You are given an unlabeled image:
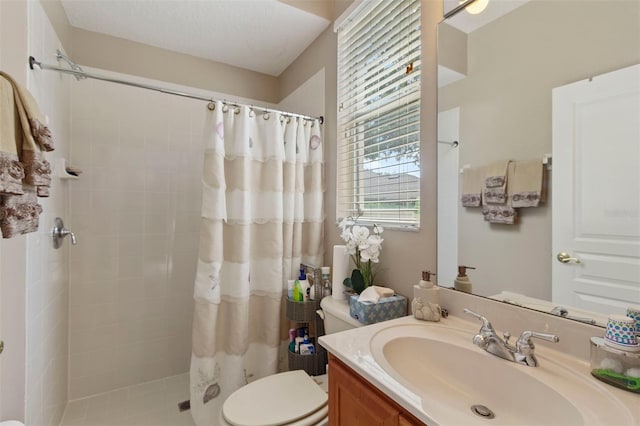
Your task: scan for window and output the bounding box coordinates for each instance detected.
[336,0,421,229]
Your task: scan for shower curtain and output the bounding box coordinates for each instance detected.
[189,101,324,425]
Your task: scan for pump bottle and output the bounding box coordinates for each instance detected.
[454,265,476,294]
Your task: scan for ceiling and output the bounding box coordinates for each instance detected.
[60,0,332,77]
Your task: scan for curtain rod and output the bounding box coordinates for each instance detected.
[28,51,324,124]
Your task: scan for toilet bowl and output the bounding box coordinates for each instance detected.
[219,297,362,426]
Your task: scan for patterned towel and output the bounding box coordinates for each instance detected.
[484,160,511,204]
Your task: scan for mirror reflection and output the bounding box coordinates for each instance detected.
[437,0,640,326]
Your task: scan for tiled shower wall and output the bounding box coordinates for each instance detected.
[25,2,71,425]
[68,75,207,399]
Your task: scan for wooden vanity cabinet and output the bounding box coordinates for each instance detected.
[328,354,425,426]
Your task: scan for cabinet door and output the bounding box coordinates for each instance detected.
[399,413,423,426]
[329,358,400,425]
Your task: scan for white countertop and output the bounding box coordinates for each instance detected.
[318,314,640,425]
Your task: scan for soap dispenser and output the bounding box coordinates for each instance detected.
[412,271,442,322]
[454,266,476,294]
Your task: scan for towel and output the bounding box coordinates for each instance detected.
[0,77,25,195]
[0,188,43,238]
[484,160,511,204]
[0,71,53,152]
[483,162,517,224]
[510,159,545,208]
[461,166,485,207]
[0,72,53,197]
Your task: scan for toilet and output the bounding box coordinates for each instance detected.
[219,297,363,426]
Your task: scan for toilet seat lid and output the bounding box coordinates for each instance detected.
[222,370,327,426]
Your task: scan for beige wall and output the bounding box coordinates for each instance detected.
[70,28,280,104]
[438,0,640,299]
[279,0,442,300]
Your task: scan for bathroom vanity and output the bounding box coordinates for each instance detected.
[328,354,423,425]
[319,290,640,426]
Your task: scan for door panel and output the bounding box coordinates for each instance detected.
[552,64,640,313]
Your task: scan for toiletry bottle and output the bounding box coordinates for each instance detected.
[288,328,296,353]
[412,271,442,322]
[293,268,306,302]
[308,273,315,301]
[321,267,331,298]
[287,280,295,300]
[454,265,476,294]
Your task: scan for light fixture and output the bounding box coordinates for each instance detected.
[466,0,489,14]
[445,0,489,19]
[460,0,489,15]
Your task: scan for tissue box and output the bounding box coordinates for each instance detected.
[349,294,408,325]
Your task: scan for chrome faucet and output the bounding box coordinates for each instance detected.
[463,308,559,367]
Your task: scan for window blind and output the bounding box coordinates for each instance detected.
[337,0,421,228]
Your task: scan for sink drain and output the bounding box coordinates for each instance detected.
[470,404,495,419]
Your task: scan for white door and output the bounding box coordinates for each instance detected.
[552,64,640,314]
[437,108,460,287]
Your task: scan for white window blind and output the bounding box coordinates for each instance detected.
[337,0,421,229]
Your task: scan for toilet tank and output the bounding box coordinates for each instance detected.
[320,297,362,334]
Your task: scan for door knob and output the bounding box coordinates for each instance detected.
[557,252,581,264]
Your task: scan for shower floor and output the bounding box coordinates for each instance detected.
[59,373,195,426]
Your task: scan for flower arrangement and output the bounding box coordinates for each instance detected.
[338,217,384,294]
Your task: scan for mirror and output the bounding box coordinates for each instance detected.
[437,0,640,326]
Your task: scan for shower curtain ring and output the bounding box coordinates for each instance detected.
[263,112,270,120]
[234,107,241,115]
[249,107,255,118]
[222,104,229,113]
[207,102,215,111]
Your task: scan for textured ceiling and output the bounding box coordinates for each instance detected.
[60,0,331,76]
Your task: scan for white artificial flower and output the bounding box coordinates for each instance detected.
[361,246,380,263]
[345,239,358,255]
[351,225,370,244]
[367,235,383,250]
[338,217,355,231]
[374,224,384,235]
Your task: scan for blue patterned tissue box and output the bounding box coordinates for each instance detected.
[349,294,408,325]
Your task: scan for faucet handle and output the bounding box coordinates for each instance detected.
[516,331,559,354]
[463,308,494,333]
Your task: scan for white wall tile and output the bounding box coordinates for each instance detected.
[25,3,71,425]
[69,75,202,399]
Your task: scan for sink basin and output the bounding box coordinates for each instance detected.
[370,324,636,425]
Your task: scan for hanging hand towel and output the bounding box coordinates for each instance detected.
[484,160,511,204]
[0,188,43,238]
[0,72,53,197]
[483,163,517,224]
[0,77,25,195]
[510,159,545,208]
[461,166,485,207]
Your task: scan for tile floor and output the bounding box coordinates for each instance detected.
[59,373,195,426]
